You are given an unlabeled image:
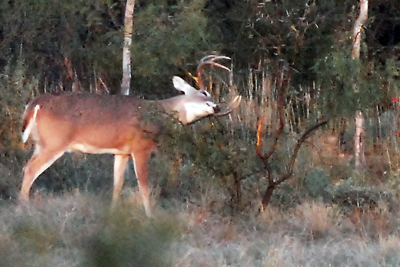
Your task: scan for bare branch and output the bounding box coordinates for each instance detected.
[277,118,328,185]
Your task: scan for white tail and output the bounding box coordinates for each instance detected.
[20,55,241,216]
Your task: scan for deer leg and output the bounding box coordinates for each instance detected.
[111,154,129,209]
[20,145,65,202]
[131,150,153,217]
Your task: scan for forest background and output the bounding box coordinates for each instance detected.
[0,0,400,266]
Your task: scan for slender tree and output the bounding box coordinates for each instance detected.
[121,0,135,95]
[352,0,368,59]
[352,0,368,167]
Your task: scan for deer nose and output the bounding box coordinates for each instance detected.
[213,105,220,113]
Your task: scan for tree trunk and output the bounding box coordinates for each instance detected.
[352,0,368,59]
[260,183,276,211]
[354,110,365,166]
[352,0,368,168]
[121,0,135,96]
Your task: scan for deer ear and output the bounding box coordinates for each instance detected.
[172,76,197,95]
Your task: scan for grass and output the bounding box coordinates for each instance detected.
[0,192,398,266]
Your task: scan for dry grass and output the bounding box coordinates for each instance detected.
[0,194,398,266]
[174,201,400,267]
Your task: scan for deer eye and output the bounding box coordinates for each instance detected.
[201,91,209,97]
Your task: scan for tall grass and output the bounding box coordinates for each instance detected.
[0,195,399,266]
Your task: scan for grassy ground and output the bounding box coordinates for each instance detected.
[0,190,399,267]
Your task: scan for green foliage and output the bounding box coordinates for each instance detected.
[0,148,30,200]
[303,169,330,199]
[5,209,76,267]
[0,0,122,91]
[83,209,180,267]
[131,1,213,95]
[149,114,261,213]
[0,58,33,147]
[270,183,301,210]
[0,0,219,96]
[207,0,350,80]
[31,154,115,195]
[314,47,399,118]
[327,184,397,212]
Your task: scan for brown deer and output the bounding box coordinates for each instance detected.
[20,55,241,216]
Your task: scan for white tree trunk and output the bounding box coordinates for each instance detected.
[354,110,365,166]
[352,0,368,168]
[121,0,135,96]
[352,0,368,59]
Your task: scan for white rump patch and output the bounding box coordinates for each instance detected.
[22,105,40,143]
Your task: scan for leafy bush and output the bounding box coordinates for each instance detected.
[303,169,330,199]
[0,58,33,148]
[83,208,181,267]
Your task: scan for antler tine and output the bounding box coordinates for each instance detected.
[199,55,230,63]
[214,95,242,117]
[199,55,231,71]
[197,55,231,90]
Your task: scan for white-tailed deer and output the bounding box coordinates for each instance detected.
[20,55,241,216]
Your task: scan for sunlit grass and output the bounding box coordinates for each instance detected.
[0,194,398,266]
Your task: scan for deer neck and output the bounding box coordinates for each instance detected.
[153,96,189,124]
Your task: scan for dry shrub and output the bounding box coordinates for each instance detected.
[343,199,400,239]
[309,132,353,168]
[126,186,160,214]
[258,205,289,231]
[264,237,303,267]
[258,202,341,236]
[292,202,342,239]
[181,205,213,228]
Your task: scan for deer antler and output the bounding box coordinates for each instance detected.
[214,95,242,117]
[197,55,231,90]
[195,55,241,117]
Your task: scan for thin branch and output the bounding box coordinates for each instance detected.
[257,117,328,210]
[277,119,328,184]
[256,95,286,161]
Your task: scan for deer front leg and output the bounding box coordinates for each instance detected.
[111,154,130,209]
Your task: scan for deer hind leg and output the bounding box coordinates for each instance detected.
[131,150,153,217]
[20,145,65,202]
[111,154,129,209]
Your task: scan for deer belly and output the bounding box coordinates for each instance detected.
[67,143,128,154]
